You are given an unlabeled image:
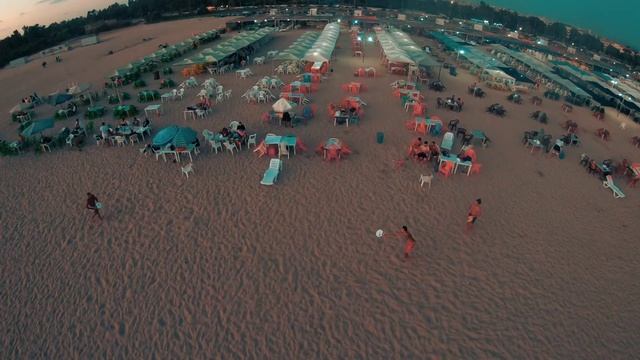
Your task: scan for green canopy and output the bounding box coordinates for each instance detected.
[21,118,54,137]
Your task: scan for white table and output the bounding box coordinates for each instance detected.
[161,93,174,102]
[144,104,162,117]
[183,110,196,120]
[236,69,252,78]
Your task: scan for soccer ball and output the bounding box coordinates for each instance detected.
[375,229,384,238]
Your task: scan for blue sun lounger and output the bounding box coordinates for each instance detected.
[260,159,282,185]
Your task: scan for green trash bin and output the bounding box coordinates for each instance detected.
[376,132,384,144]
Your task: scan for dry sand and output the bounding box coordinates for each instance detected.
[1,19,640,359]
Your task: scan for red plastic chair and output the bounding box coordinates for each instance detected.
[470,163,482,175]
[326,148,340,161]
[439,161,453,177]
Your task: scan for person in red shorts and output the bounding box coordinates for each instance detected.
[466,198,482,228]
[393,225,416,260]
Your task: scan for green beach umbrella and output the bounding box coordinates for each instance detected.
[152,125,179,147]
[21,118,54,137]
[172,127,198,147]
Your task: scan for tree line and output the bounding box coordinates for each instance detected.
[1,0,638,69]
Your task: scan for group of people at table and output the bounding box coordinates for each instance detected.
[98,117,151,144]
[408,136,478,175]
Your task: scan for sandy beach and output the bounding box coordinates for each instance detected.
[1,17,640,358]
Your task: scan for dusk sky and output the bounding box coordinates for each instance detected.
[0,0,638,50]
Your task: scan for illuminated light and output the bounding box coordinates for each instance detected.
[337,19,341,23]
[368,36,373,42]
[357,36,362,41]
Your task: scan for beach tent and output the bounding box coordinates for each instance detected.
[152,125,180,146]
[273,98,294,112]
[21,118,54,137]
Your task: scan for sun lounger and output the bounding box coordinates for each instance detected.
[441,131,454,152]
[260,159,282,185]
[603,175,625,198]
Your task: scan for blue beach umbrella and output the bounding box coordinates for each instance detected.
[172,127,197,147]
[21,118,54,137]
[152,125,179,146]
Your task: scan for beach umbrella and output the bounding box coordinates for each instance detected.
[272,98,294,113]
[46,92,73,105]
[67,83,91,96]
[172,127,198,147]
[152,125,179,146]
[21,118,54,137]
[9,102,34,114]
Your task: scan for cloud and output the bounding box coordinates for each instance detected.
[19,12,26,16]
[36,0,69,4]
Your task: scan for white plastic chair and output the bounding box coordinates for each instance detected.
[115,136,127,146]
[229,121,240,131]
[278,142,290,159]
[209,139,222,153]
[224,90,232,99]
[181,163,194,178]
[129,134,140,145]
[196,109,206,119]
[216,93,224,103]
[224,141,237,155]
[177,88,184,100]
[247,134,257,148]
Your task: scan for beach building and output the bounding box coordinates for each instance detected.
[431,32,532,91]
[490,44,593,105]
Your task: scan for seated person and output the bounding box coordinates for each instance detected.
[220,127,230,138]
[131,117,141,127]
[430,142,440,158]
[236,121,246,131]
[40,136,52,144]
[281,111,292,127]
[457,150,473,162]
[74,119,82,131]
[409,137,422,157]
[119,118,128,127]
[416,142,430,160]
[142,117,150,127]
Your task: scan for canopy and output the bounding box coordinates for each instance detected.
[10,102,34,114]
[67,83,91,95]
[152,125,180,146]
[46,92,72,105]
[272,98,294,112]
[175,27,275,67]
[303,23,340,63]
[275,31,321,61]
[172,127,198,147]
[377,27,440,67]
[21,118,54,137]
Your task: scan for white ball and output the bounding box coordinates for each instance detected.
[375,229,384,238]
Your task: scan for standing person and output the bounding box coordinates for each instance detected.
[86,192,103,221]
[391,226,416,260]
[466,198,482,228]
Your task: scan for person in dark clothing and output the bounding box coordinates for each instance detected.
[86,192,102,221]
[281,112,292,127]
